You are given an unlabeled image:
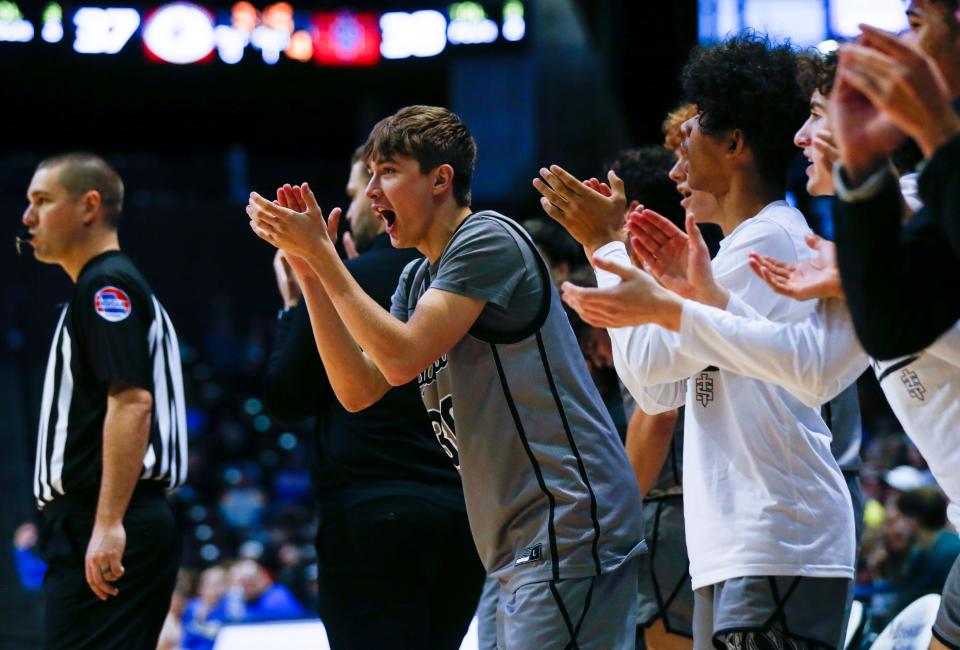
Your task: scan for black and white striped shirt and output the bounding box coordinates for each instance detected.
[34,250,187,508]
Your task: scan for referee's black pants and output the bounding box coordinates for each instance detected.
[316,496,486,650]
[40,484,181,650]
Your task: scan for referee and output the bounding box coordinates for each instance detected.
[22,153,186,650]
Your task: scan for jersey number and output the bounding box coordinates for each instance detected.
[427,395,460,468]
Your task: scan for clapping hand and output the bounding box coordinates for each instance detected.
[533,165,627,255]
[247,182,342,264]
[840,26,959,159]
[748,233,844,301]
[560,257,682,331]
[627,211,728,308]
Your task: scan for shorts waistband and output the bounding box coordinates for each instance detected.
[41,481,167,521]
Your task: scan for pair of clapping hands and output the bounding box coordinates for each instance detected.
[247,182,342,269]
[833,24,960,181]
[255,184,365,311]
[532,165,842,330]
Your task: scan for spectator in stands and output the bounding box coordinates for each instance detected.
[868,489,960,627]
[212,559,306,624]
[12,522,45,593]
[182,565,228,650]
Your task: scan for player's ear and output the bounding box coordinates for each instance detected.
[79,190,102,226]
[432,164,454,196]
[726,129,746,158]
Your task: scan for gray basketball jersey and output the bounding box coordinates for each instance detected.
[391,212,645,590]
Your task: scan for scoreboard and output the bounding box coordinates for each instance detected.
[0,1,526,66]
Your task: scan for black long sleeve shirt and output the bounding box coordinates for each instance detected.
[262,235,465,523]
[834,99,960,360]
[920,130,960,260]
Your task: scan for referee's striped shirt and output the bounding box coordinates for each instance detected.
[34,250,187,508]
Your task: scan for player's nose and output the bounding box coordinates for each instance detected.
[365,175,380,200]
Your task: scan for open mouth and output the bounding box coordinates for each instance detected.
[374,206,396,228]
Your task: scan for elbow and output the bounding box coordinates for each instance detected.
[114,386,154,416]
[337,385,385,413]
[340,396,373,413]
[382,362,420,388]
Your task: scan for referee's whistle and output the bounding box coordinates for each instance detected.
[15,231,33,255]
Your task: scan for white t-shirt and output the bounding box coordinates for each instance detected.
[596,201,855,590]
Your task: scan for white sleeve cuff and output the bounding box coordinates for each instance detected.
[678,300,711,359]
[834,165,892,203]
[723,292,762,319]
[592,241,630,289]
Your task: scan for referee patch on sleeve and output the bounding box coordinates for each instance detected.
[94,286,132,322]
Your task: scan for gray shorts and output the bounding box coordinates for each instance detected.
[477,576,499,650]
[637,496,693,637]
[934,555,960,649]
[496,557,639,650]
[693,575,851,650]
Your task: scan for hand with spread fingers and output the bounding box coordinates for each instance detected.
[85,521,126,601]
[246,182,342,265]
[842,25,960,158]
[560,257,684,332]
[748,233,845,301]
[627,211,728,309]
[533,165,627,256]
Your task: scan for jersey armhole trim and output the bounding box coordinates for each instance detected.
[467,215,552,344]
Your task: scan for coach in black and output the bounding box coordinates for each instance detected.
[262,150,484,649]
[22,153,186,649]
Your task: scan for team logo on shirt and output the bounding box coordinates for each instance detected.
[93,286,132,322]
[695,371,715,407]
[418,355,448,390]
[900,368,926,402]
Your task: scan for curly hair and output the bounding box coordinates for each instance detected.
[362,105,477,207]
[681,32,807,190]
[797,50,839,99]
[606,146,685,229]
[662,103,698,151]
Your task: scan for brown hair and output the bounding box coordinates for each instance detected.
[361,105,477,206]
[37,152,124,229]
[797,50,839,99]
[662,103,698,151]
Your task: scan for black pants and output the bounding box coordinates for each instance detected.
[40,488,180,650]
[316,497,485,650]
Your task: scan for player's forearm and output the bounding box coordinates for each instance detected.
[305,248,421,383]
[297,272,392,412]
[97,386,152,526]
[678,298,868,406]
[625,409,677,497]
[595,244,704,386]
